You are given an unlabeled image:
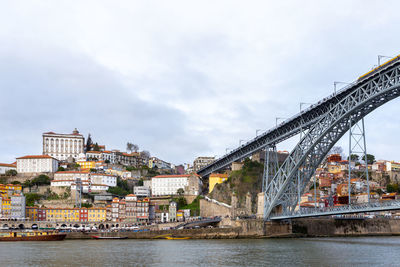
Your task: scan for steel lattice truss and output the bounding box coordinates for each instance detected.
[198,61,398,177]
[264,63,400,220]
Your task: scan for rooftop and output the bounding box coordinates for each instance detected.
[16,155,57,160]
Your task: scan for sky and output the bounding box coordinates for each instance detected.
[1,0,400,165]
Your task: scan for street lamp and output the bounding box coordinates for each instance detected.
[300,102,312,112]
[378,55,393,65]
[334,81,351,94]
[256,129,262,137]
[225,148,231,154]
[239,139,245,146]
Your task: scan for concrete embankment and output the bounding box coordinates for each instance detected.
[290,218,400,237]
[66,227,242,240]
[65,218,400,239]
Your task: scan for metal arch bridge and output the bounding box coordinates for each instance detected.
[197,63,389,178]
[198,55,400,220]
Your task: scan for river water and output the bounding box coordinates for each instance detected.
[1,237,400,266]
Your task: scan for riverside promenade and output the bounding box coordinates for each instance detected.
[63,217,400,239]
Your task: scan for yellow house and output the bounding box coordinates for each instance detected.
[77,161,97,170]
[209,173,229,193]
[2,198,11,217]
[88,208,106,222]
[26,207,38,221]
[63,208,80,222]
[46,208,80,222]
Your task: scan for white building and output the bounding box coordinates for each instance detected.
[86,151,102,161]
[42,128,85,161]
[71,183,109,193]
[52,171,117,187]
[134,186,151,197]
[11,194,26,219]
[151,174,202,196]
[16,155,59,173]
[0,163,16,174]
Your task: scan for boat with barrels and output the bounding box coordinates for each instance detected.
[0,230,66,241]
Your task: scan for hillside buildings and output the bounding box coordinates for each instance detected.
[16,155,59,173]
[42,128,85,161]
[51,171,117,193]
[0,184,25,219]
[193,156,215,173]
[151,174,202,196]
[26,207,106,222]
[109,196,150,224]
[0,163,16,174]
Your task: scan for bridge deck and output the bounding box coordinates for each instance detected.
[270,200,400,220]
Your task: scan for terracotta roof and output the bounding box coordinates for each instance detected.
[43,131,83,136]
[0,163,16,168]
[16,155,57,160]
[56,171,90,174]
[152,174,200,178]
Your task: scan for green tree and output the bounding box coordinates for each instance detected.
[93,143,100,151]
[31,175,50,186]
[106,177,132,196]
[105,159,110,164]
[362,154,375,165]
[57,166,65,171]
[176,196,187,208]
[11,181,21,185]
[387,183,398,193]
[177,188,184,196]
[138,179,144,186]
[86,133,93,152]
[348,154,359,161]
[25,193,42,206]
[5,169,17,176]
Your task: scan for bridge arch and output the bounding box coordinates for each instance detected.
[18,224,25,229]
[31,224,38,229]
[265,66,400,219]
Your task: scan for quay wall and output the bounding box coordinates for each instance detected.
[290,218,400,237]
[66,227,241,239]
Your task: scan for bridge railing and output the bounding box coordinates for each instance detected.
[270,200,400,219]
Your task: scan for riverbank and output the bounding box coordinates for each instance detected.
[65,218,400,239]
[66,227,243,239]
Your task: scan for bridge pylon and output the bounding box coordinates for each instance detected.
[262,145,279,220]
[347,117,370,205]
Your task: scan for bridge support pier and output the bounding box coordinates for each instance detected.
[263,145,279,220]
[348,117,370,205]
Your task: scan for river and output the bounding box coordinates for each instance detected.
[1,237,400,266]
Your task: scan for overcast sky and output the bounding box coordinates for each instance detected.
[1,0,400,165]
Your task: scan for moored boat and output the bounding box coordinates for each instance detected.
[165,236,191,240]
[0,231,66,241]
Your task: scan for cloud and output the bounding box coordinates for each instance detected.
[1,0,400,164]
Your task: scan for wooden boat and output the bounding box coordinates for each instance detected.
[165,236,191,240]
[0,231,66,241]
[92,235,128,239]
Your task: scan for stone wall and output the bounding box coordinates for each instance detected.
[200,199,232,218]
[23,185,50,195]
[291,218,400,237]
[184,195,197,204]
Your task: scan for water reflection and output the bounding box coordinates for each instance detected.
[1,237,400,266]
